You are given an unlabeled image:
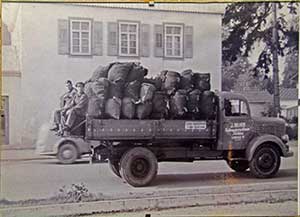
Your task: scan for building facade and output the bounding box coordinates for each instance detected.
[3,3,223,146]
[280,88,298,121]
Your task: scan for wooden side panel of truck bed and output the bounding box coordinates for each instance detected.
[85,118,217,141]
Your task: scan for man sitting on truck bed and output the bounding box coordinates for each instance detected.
[50,80,77,132]
[62,82,88,133]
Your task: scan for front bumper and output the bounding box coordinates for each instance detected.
[284,150,294,158]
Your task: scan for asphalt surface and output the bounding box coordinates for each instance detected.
[0,145,297,202]
[87,200,298,217]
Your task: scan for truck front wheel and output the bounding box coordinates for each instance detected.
[249,144,281,178]
[227,160,249,172]
[120,147,158,187]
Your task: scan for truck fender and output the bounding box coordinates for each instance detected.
[246,134,289,161]
[53,137,90,155]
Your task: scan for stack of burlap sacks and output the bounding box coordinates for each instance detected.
[85,62,216,120]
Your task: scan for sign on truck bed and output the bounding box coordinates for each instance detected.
[86,118,217,141]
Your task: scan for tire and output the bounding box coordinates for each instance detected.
[57,142,78,164]
[108,159,121,178]
[227,160,249,173]
[120,147,158,187]
[249,144,281,178]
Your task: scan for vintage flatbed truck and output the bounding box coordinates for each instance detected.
[48,91,293,187]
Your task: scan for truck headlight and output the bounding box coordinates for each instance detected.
[281,134,289,143]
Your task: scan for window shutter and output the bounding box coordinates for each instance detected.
[154,24,163,57]
[184,26,193,58]
[107,22,118,56]
[58,19,69,55]
[140,24,150,57]
[92,21,103,56]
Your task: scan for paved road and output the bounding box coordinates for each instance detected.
[86,200,298,217]
[0,146,297,201]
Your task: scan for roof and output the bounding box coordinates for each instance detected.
[71,3,225,15]
[219,91,249,102]
[234,90,273,103]
[280,88,298,101]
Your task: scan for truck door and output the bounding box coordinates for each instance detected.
[220,98,253,150]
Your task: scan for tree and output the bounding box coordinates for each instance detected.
[282,49,298,88]
[222,56,262,91]
[222,2,299,77]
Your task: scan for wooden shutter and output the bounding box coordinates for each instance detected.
[58,19,69,55]
[140,24,150,57]
[154,24,163,57]
[184,26,193,58]
[92,21,103,56]
[107,22,118,56]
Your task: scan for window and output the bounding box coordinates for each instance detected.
[224,99,249,117]
[3,23,11,46]
[164,24,183,58]
[70,19,91,55]
[118,22,139,56]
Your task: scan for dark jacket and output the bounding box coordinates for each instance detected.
[60,88,77,109]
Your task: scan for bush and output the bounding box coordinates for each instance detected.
[57,183,92,203]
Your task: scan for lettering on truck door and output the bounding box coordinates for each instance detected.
[222,98,253,150]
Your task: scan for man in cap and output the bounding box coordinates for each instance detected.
[62,82,88,132]
[50,80,77,131]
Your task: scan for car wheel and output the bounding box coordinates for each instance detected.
[57,142,78,164]
[120,147,158,187]
[249,144,281,178]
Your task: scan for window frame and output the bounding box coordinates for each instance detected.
[69,18,92,56]
[163,23,184,58]
[224,99,250,117]
[118,21,139,57]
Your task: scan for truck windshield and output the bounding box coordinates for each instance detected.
[224,99,249,117]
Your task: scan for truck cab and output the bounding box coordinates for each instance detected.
[217,92,292,178]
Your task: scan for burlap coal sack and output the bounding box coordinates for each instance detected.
[140,83,156,103]
[121,97,136,119]
[87,96,105,118]
[105,97,122,120]
[169,90,188,118]
[136,101,153,119]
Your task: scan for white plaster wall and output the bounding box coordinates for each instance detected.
[2,77,22,145]
[2,3,23,145]
[19,3,222,145]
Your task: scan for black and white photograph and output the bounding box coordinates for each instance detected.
[1,2,298,216]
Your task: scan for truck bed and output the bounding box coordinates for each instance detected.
[85,117,217,141]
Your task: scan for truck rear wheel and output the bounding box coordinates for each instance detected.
[120,147,158,187]
[249,144,281,178]
[108,159,121,178]
[227,160,249,172]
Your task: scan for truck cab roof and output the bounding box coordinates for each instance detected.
[217,91,249,102]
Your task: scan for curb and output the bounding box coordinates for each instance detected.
[0,146,35,151]
[1,181,297,217]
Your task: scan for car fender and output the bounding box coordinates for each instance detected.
[53,137,91,155]
[246,134,290,161]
